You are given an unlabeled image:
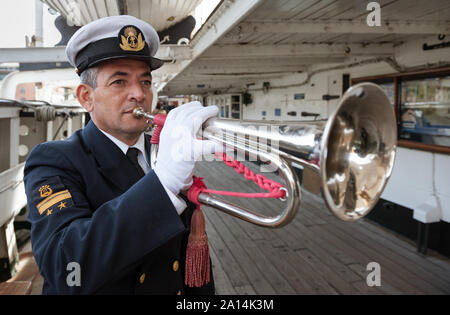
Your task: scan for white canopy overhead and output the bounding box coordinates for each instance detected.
[42,0,204,31]
[160,0,450,96]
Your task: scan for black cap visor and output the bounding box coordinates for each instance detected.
[75,37,164,75]
[86,54,164,72]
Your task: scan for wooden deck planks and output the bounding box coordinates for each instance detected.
[303,198,450,294]
[196,160,450,295]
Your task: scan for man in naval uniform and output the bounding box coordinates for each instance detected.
[23,15,219,294]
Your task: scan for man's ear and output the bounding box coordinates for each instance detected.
[76,84,94,112]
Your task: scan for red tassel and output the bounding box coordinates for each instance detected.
[185,177,210,287]
[185,208,210,287]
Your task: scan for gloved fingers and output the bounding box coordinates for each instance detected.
[191,105,218,123]
[172,103,217,124]
[166,101,202,122]
[185,106,219,136]
[162,106,218,140]
[187,106,219,123]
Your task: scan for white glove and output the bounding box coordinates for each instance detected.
[154,101,222,196]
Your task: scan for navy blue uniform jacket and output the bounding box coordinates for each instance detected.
[24,120,215,295]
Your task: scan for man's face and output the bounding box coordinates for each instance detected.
[89,58,153,141]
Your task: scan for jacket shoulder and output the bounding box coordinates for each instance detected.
[24,130,90,187]
[26,130,86,166]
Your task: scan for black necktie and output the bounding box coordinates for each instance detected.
[126,147,145,178]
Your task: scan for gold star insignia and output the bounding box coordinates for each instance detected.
[58,202,67,210]
[46,209,52,216]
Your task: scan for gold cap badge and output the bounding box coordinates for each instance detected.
[120,26,146,52]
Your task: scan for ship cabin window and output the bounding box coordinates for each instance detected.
[399,75,450,148]
[353,67,450,155]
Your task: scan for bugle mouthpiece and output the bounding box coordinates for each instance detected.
[133,107,144,118]
[133,107,153,120]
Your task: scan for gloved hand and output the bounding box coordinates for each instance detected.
[154,101,222,195]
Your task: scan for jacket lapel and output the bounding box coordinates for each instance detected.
[81,121,143,193]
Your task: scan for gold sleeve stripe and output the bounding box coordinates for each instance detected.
[37,189,72,215]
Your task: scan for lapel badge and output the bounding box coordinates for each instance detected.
[119,26,146,52]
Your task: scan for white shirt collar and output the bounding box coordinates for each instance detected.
[98,128,147,161]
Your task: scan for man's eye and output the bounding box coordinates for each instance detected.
[141,80,152,86]
[112,80,125,85]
